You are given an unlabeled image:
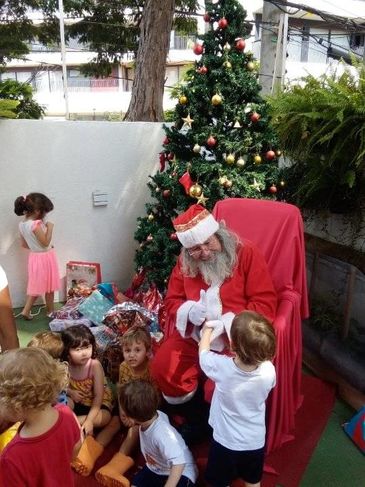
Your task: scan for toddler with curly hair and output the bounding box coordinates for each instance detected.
[0,347,82,487]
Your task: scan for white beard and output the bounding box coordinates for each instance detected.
[197,250,233,285]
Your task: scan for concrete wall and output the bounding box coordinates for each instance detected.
[0,119,164,307]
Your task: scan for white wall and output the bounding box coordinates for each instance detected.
[0,119,164,307]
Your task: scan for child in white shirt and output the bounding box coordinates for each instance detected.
[199,310,276,487]
[119,379,198,487]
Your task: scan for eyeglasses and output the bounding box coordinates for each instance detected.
[187,236,217,257]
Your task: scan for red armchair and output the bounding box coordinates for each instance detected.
[212,198,309,453]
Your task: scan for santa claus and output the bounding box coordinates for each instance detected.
[151,204,277,416]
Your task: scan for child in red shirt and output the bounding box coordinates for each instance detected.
[0,348,81,487]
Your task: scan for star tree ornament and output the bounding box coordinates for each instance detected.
[196,193,209,206]
[250,178,262,192]
[182,113,194,129]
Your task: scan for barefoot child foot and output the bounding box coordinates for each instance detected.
[71,435,104,476]
[95,452,134,487]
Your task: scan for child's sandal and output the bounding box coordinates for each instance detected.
[20,314,33,321]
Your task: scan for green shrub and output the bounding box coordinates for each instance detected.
[268,62,365,212]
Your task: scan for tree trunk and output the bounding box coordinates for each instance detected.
[125,0,176,121]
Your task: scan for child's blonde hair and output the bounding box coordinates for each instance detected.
[230,310,276,366]
[0,348,68,413]
[121,326,151,352]
[27,331,64,359]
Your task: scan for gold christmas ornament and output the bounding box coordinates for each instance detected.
[250,178,262,192]
[246,61,255,71]
[254,154,262,164]
[179,95,188,105]
[211,93,222,106]
[280,180,286,187]
[233,120,242,128]
[189,183,203,198]
[219,176,228,185]
[223,42,231,51]
[196,193,209,206]
[223,61,232,69]
[236,157,245,167]
[182,113,194,128]
[193,143,201,153]
[225,179,233,188]
[148,214,154,221]
[276,150,282,157]
[225,153,235,164]
[155,187,161,193]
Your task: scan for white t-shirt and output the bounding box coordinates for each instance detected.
[199,350,276,451]
[139,410,198,483]
[19,219,50,252]
[0,265,8,292]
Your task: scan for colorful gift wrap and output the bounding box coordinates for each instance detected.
[49,318,94,332]
[78,289,114,326]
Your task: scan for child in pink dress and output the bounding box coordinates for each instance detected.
[14,192,60,319]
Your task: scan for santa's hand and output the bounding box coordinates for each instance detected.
[204,320,222,330]
[188,290,207,326]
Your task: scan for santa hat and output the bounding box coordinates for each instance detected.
[172,204,219,248]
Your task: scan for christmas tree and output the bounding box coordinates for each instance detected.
[134,0,281,291]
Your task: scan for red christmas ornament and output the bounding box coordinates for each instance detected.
[269,185,278,194]
[167,152,175,160]
[163,136,169,145]
[170,232,178,240]
[193,43,204,55]
[235,38,246,51]
[179,171,194,195]
[250,112,261,123]
[203,12,211,22]
[266,150,276,160]
[163,189,171,198]
[218,17,228,29]
[198,66,208,74]
[207,135,217,147]
[159,153,167,172]
[146,234,153,242]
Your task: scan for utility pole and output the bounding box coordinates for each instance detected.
[58,0,69,119]
[259,0,288,95]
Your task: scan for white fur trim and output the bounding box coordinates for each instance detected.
[162,389,197,405]
[176,214,219,248]
[222,312,235,340]
[176,300,200,341]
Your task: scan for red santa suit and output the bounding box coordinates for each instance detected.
[151,238,277,400]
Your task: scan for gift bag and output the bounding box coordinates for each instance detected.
[103,302,153,336]
[91,325,123,382]
[66,261,102,296]
[50,297,85,320]
[78,289,114,326]
[49,318,94,332]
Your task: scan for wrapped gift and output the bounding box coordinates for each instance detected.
[78,289,114,326]
[66,261,102,296]
[91,325,119,353]
[99,343,124,384]
[49,318,94,332]
[97,282,119,304]
[103,302,154,336]
[50,297,85,320]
